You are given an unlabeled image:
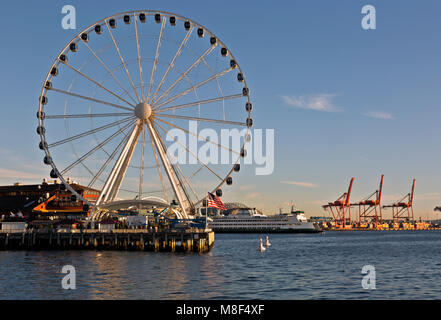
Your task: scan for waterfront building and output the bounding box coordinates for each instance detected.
[0,179,99,219]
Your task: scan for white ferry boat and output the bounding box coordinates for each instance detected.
[209,206,322,233]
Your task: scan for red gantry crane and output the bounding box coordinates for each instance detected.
[323,177,355,229]
[383,178,415,228]
[352,174,384,228]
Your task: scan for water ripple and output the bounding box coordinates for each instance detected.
[1,231,441,299]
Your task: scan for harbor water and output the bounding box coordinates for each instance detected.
[0,231,440,299]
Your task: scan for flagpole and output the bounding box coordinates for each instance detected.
[205,193,208,230]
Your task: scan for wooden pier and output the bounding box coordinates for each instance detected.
[0,229,215,252]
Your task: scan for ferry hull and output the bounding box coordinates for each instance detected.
[208,208,322,234]
[212,227,323,233]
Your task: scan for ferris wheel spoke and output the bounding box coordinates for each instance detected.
[152,46,215,106]
[78,162,96,180]
[48,116,136,148]
[45,112,133,119]
[88,144,158,190]
[151,122,196,207]
[188,165,204,181]
[97,120,144,204]
[134,13,145,102]
[153,67,233,109]
[63,62,136,108]
[153,121,200,203]
[154,117,240,155]
[147,19,166,103]
[139,126,146,199]
[81,39,138,105]
[50,88,134,112]
[60,119,136,175]
[153,120,224,182]
[147,120,192,216]
[155,113,246,126]
[88,130,131,188]
[106,21,141,103]
[199,55,225,121]
[173,142,200,201]
[155,94,243,113]
[146,123,169,203]
[172,154,200,203]
[150,27,194,102]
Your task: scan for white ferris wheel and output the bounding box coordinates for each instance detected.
[36,10,253,218]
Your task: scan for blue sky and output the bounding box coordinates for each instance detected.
[1,0,441,218]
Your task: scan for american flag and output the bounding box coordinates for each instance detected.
[207,192,226,210]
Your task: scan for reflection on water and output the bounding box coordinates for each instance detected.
[1,231,441,299]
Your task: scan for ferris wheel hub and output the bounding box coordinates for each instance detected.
[134,102,152,120]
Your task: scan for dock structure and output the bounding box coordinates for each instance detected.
[383,179,416,228]
[352,174,384,228]
[0,229,215,253]
[322,177,355,229]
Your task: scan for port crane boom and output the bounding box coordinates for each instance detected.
[352,174,384,228]
[323,177,354,229]
[383,178,415,228]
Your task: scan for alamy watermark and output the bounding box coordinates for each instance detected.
[361,5,376,30]
[61,265,76,290]
[165,121,274,176]
[361,265,376,289]
[61,4,376,31]
[61,5,76,30]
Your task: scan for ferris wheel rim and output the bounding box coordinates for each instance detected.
[37,10,253,215]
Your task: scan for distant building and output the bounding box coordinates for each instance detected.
[0,179,99,219]
[199,202,262,216]
[222,202,262,216]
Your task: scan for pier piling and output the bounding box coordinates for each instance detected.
[0,229,214,252]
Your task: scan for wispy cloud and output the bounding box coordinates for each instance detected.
[239,185,256,191]
[308,200,329,205]
[414,192,440,201]
[381,192,440,203]
[245,192,261,200]
[281,94,339,112]
[364,111,394,120]
[280,181,318,188]
[0,168,43,180]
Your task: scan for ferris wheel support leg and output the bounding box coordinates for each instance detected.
[107,125,143,202]
[97,120,143,205]
[146,120,192,218]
